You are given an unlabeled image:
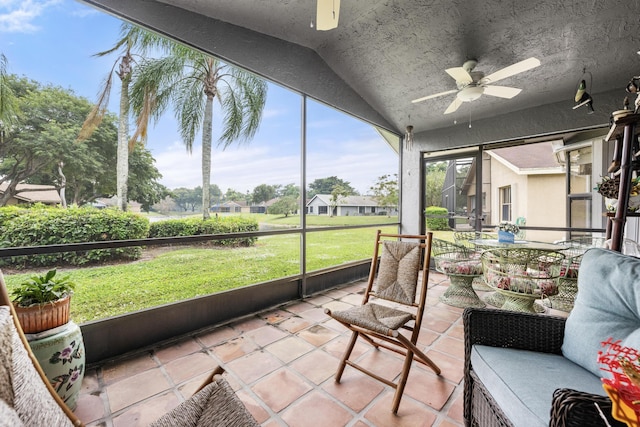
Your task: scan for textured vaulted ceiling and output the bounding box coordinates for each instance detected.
[84,0,640,140]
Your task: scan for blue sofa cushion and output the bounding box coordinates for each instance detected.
[471,345,606,427]
[562,248,640,377]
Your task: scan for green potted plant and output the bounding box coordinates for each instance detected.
[11,269,75,334]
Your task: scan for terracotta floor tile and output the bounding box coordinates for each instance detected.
[432,336,464,359]
[251,368,312,412]
[298,324,339,346]
[265,335,315,363]
[210,336,259,362]
[196,325,239,347]
[154,338,201,364]
[230,315,267,333]
[278,316,312,333]
[403,367,455,411]
[80,369,100,393]
[340,293,365,305]
[111,392,180,427]
[280,390,353,427]
[106,368,171,412]
[446,392,464,424]
[235,389,270,424]
[74,277,469,427]
[354,349,404,383]
[322,369,385,412]
[365,391,437,427]
[304,294,333,306]
[163,351,216,384]
[101,352,157,384]
[290,349,338,384]
[285,300,316,314]
[323,299,354,313]
[260,308,294,324]
[298,306,332,323]
[424,350,465,384]
[73,392,104,424]
[226,351,283,384]
[243,324,288,347]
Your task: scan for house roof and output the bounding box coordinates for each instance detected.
[307,194,378,207]
[0,182,62,204]
[489,142,562,173]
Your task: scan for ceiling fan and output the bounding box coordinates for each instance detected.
[316,0,340,31]
[411,57,541,114]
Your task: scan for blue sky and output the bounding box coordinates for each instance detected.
[0,0,398,195]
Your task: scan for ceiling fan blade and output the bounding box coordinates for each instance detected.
[481,57,541,84]
[483,85,522,99]
[445,67,473,84]
[444,97,463,114]
[411,89,458,104]
[316,0,340,30]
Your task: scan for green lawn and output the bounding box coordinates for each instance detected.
[3,214,453,324]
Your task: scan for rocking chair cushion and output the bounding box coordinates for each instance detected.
[330,303,413,335]
[0,398,23,427]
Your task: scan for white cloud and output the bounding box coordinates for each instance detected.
[0,0,60,33]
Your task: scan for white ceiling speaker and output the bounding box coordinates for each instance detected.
[411,57,541,114]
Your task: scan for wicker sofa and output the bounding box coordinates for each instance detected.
[463,247,640,427]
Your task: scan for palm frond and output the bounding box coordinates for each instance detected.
[77,72,113,142]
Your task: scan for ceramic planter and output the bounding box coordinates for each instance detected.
[14,295,71,334]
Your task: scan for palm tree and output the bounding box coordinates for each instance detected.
[78,24,168,211]
[130,44,267,219]
[0,53,17,142]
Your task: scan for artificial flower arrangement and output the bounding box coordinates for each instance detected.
[598,337,640,426]
[497,221,520,235]
[435,256,483,276]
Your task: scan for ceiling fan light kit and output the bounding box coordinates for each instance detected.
[411,57,541,115]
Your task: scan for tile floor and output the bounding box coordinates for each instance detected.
[72,271,555,427]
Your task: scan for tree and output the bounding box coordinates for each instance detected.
[278,183,300,199]
[131,42,267,219]
[369,174,398,216]
[0,54,17,140]
[329,185,350,217]
[0,76,118,206]
[252,184,276,204]
[172,187,201,212]
[308,176,357,198]
[225,188,245,202]
[268,196,297,217]
[425,162,447,207]
[78,23,167,211]
[127,145,170,211]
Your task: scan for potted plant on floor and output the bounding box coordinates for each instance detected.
[10,268,85,410]
[11,269,75,334]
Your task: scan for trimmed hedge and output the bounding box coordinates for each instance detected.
[425,206,450,231]
[0,206,149,267]
[148,216,258,246]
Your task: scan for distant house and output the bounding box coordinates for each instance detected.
[306,194,397,216]
[0,182,62,206]
[462,141,566,241]
[211,198,280,214]
[94,197,142,213]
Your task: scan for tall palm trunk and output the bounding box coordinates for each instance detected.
[201,94,214,219]
[116,59,131,211]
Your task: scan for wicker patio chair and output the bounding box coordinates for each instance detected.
[325,230,440,413]
[432,238,486,308]
[453,231,497,249]
[463,308,625,427]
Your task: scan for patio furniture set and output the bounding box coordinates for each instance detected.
[433,232,589,314]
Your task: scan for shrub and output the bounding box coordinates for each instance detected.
[148,216,258,246]
[425,206,450,230]
[0,205,149,267]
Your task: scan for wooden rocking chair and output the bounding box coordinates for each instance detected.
[325,230,441,413]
